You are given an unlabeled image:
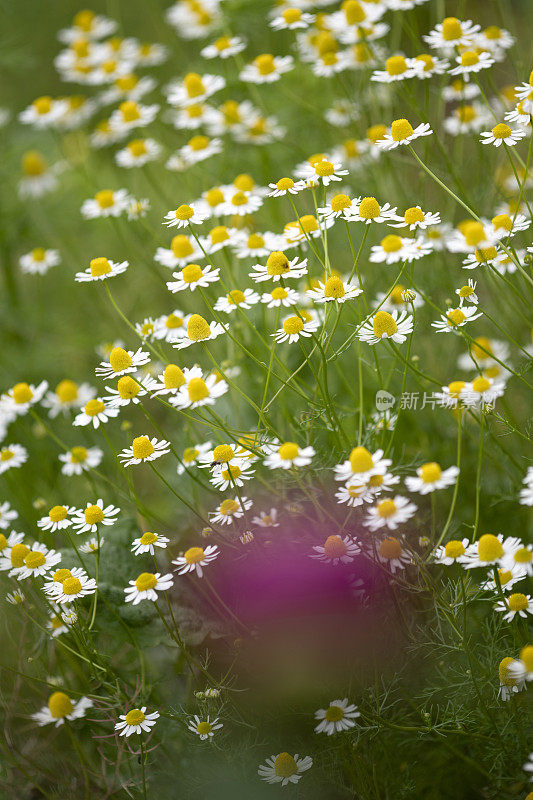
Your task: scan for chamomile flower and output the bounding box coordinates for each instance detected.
[95,346,150,379]
[201,35,246,59]
[124,572,173,604]
[71,500,120,534]
[42,380,95,418]
[186,714,223,740]
[6,589,25,605]
[270,9,315,30]
[163,203,208,229]
[405,463,459,494]
[219,190,264,217]
[131,531,170,556]
[176,442,211,476]
[263,440,315,469]
[119,436,171,467]
[378,118,432,149]
[490,212,530,239]
[364,496,417,531]
[412,53,450,78]
[317,193,360,222]
[49,572,97,604]
[390,206,441,231]
[462,533,512,569]
[210,497,252,525]
[19,247,60,276]
[214,288,260,314]
[311,535,361,565]
[33,693,93,728]
[375,537,412,572]
[233,230,281,259]
[58,446,103,476]
[0,444,28,473]
[443,103,491,135]
[423,17,480,51]
[14,542,61,580]
[172,315,227,350]
[307,275,362,304]
[272,312,319,344]
[75,256,129,283]
[347,196,401,225]
[173,544,219,577]
[19,96,69,128]
[455,279,478,306]
[297,158,349,188]
[460,376,505,408]
[358,309,414,345]
[239,54,294,84]
[104,375,155,408]
[495,594,533,623]
[81,189,131,219]
[369,235,421,264]
[314,699,360,735]
[448,51,494,81]
[72,398,119,428]
[371,55,422,83]
[115,707,160,736]
[480,123,526,147]
[258,753,313,786]
[166,73,226,108]
[335,484,373,507]
[115,138,161,167]
[1,381,48,416]
[170,372,228,410]
[252,508,279,528]
[261,286,300,308]
[268,177,301,197]
[166,263,220,293]
[0,502,18,530]
[79,537,102,554]
[166,135,222,171]
[498,657,526,701]
[433,538,470,565]
[108,100,159,134]
[202,224,239,255]
[431,305,482,333]
[249,252,308,283]
[37,505,76,533]
[19,150,60,199]
[501,541,533,579]
[334,446,392,484]
[155,234,203,268]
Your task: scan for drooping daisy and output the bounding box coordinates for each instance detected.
[433,538,470,565]
[13,542,62,580]
[6,589,25,605]
[72,398,119,428]
[210,497,252,525]
[364,496,417,531]
[71,499,120,534]
[375,537,412,572]
[80,537,103,554]
[0,502,18,530]
[311,534,361,566]
[455,279,479,306]
[448,50,494,81]
[249,252,308,283]
[173,545,219,577]
[369,235,421,265]
[186,715,223,739]
[163,203,208,229]
[170,372,228,410]
[314,699,360,735]
[462,533,512,569]
[173,314,227,350]
[104,375,155,408]
[480,123,526,147]
[37,505,77,533]
[115,707,160,736]
[81,189,132,219]
[49,571,97,604]
[405,463,459,494]
[334,484,373,507]
[131,531,170,557]
[19,247,60,276]
[166,263,220,293]
[75,256,129,282]
[263,440,315,469]
[119,436,171,467]
[258,753,313,786]
[116,137,161,168]
[460,376,505,408]
[307,275,362,304]
[33,693,93,728]
[431,305,482,333]
[0,444,28,473]
[58,446,103,476]
[358,309,414,345]
[124,572,173,604]
[272,312,319,344]
[239,54,294,84]
[95,346,150,379]
[495,594,533,623]
[378,118,432,150]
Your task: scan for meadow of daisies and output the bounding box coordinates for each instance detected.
[1,0,533,797]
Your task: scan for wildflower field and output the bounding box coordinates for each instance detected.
[2,0,533,797]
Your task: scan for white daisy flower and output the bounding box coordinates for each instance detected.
[412,53,450,78]
[131,531,170,557]
[490,212,530,239]
[33,693,93,728]
[258,752,313,786]
[172,315,227,350]
[314,698,360,735]
[170,372,228,410]
[261,286,300,308]
[186,715,223,739]
[501,542,533,579]
[364,496,417,531]
[14,542,61,580]
[115,707,160,736]
[371,55,423,83]
[390,206,441,231]
[233,230,281,259]
[172,544,219,577]
[81,189,132,219]
[59,9,117,42]
[49,572,97,604]
[42,381,95,418]
[1,381,48,416]
[42,566,85,595]
[375,536,412,572]
[214,287,260,314]
[378,119,432,149]
[119,436,171,467]
[335,484,373,507]
[166,73,226,108]
[210,497,252,525]
[431,305,482,333]
[166,262,220,293]
[72,398,119,428]
[297,158,349,188]
[480,123,526,147]
[124,572,173,604]
[498,657,526,701]
[448,50,494,81]
[177,441,212,475]
[263,440,315,469]
[95,346,150,379]
[369,235,421,265]
[443,102,492,135]
[6,589,25,605]
[0,533,28,574]
[346,196,402,225]
[317,193,360,222]
[0,502,18,530]
[519,467,533,506]
[58,446,103,476]
[239,54,294,84]
[19,96,69,128]
[108,101,159,134]
[494,594,533,623]
[358,309,413,345]
[201,35,246,59]
[37,505,77,533]
[334,446,392,484]
[267,177,302,198]
[71,499,120,534]
[423,17,480,51]
[252,508,279,528]
[0,444,28,473]
[270,9,315,30]
[155,235,203,269]
[405,463,459,494]
[19,247,60,275]
[432,538,470,565]
[166,135,222,171]
[307,275,362,304]
[163,203,208,229]
[311,535,361,565]
[455,279,479,306]
[115,138,161,168]
[219,190,264,217]
[462,533,513,569]
[80,537,103,554]
[272,313,319,344]
[459,376,505,407]
[249,252,308,283]
[104,375,155,408]
[152,312,189,343]
[75,257,129,282]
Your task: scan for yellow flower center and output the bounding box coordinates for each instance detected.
[498,657,517,685]
[184,72,206,98]
[477,533,503,562]
[276,177,294,192]
[132,436,155,460]
[213,444,234,463]
[25,551,46,569]
[12,383,33,404]
[461,51,479,67]
[349,446,373,473]
[508,593,529,612]
[498,569,513,585]
[324,276,345,298]
[125,708,146,725]
[379,537,402,558]
[0,449,14,462]
[234,174,255,191]
[184,546,205,564]
[187,314,211,341]
[444,540,466,559]
[266,251,290,276]
[458,285,474,298]
[298,214,319,233]
[325,704,345,721]
[10,544,29,567]
[324,536,348,559]
[34,96,52,114]
[71,446,88,463]
[520,645,533,672]
[255,53,276,75]
[115,74,138,91]
[221,465,242,481]
[55,380,78,403]
[52,568,72,583]
[457,105,477,123]
[140,532,158,545]
[389,285,406,305]
[135,572,157,591]
[447,309,466,326]
[164,364,185,389]
[96,190,116,210]
[219,499,239,515]
[231,191,248,206]
[391,119,414,141]
[330,194,351,212]
[448,380,465,398]
[274,753,298,779]
[188,378,209,402]
[119,100,140,121]
[181,263,203,283]
[117,376,141,400]
[492,123,512,139]
[0,534,7,551]
[283,316,304,335]
[416,54,434,71]
[205,188,224,207]
[461,221,485,246]
[49,505,68,522]
[90,256,112,277]
[62,577,82,595]
[344,0,365,24]
[215,36,231,51]
[315,160,335,177]
[381,235,403,253]
[471,377,491,393]
[171,235,194,258]
[442,17,462,41]
[183,447,199,463]
[367,125,387,143]
[226,289,245,306]
[196,721,212,734]
[492,214,512,231]
[513,547,532,564]
[48,692,73,719]
[74,9,95,30]
[84,505,104,525]
[475,246,497,262]
[84,399,105,417]
[373,310,398,338]
[386,56,408,76]
[358,196,381,219]
[282,8,302,23]
[23,151,46,176]
[420,462,442,483]
[175,204,194,221]
[209,226,229,244]
[165,314,182,330]
[32,247,46,262]
[188,135,209,151]
[404,207,425,225]
[278,442,299,460]
[271,287,288,300]
[377,499,397,518]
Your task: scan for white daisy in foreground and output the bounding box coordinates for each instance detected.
[80,537,102,554]
[498,657,526,702]
[462,533,511,569]
[37,504,76,533]
[307,276,362,304]
[263,440,315,469]
[423,17,480,51]
[81,189,131,219]
[170,373,228,411]
[115,707,160,737]
[75,256,128,282]
[49,571,97,604]
[173,315,226,350]
[131,531,170,556]
[124,572,173,604]
[186,715,223,739]
[0,444,28,473]
[119,436,171,467]
[210,497,252,525]
[95,346,150,379]
[163,203,207,229]
[460,377,505,408]
[494,593,533,623]
[210,463,255,491]
[0,501,18,530]
[334,446,392,484]
[72,398,119,428]
[480,123,526,147]
[166,263,220,293]
[405,463,459,494]
[214,287,260,314]
[390,206,441,231]
[261,286,300,308]
[267,177,301,197]
[173,545,219,577]
[378,118,432,149]
[33,693,93,728]
[258,752,312,786]
[249,252,308,283]
[71,499,120,534]
[433,538,470,565]
[311,534,361,566]
[272,313,319,344]
[364,496,417,531]
[358,310,414,345]
[448,50,494,80]
[501,542,533,579]
[314,699,360,735]
[42,380,95,417]
[14,542,61,580]
[347,196,401,225]
[0,536,27,574]
[297,157,349,188]
[376,537,412,572]
[19,247,60,275]
[59,446,103,476]
[456,279,478,306]
[369,235,420,265]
